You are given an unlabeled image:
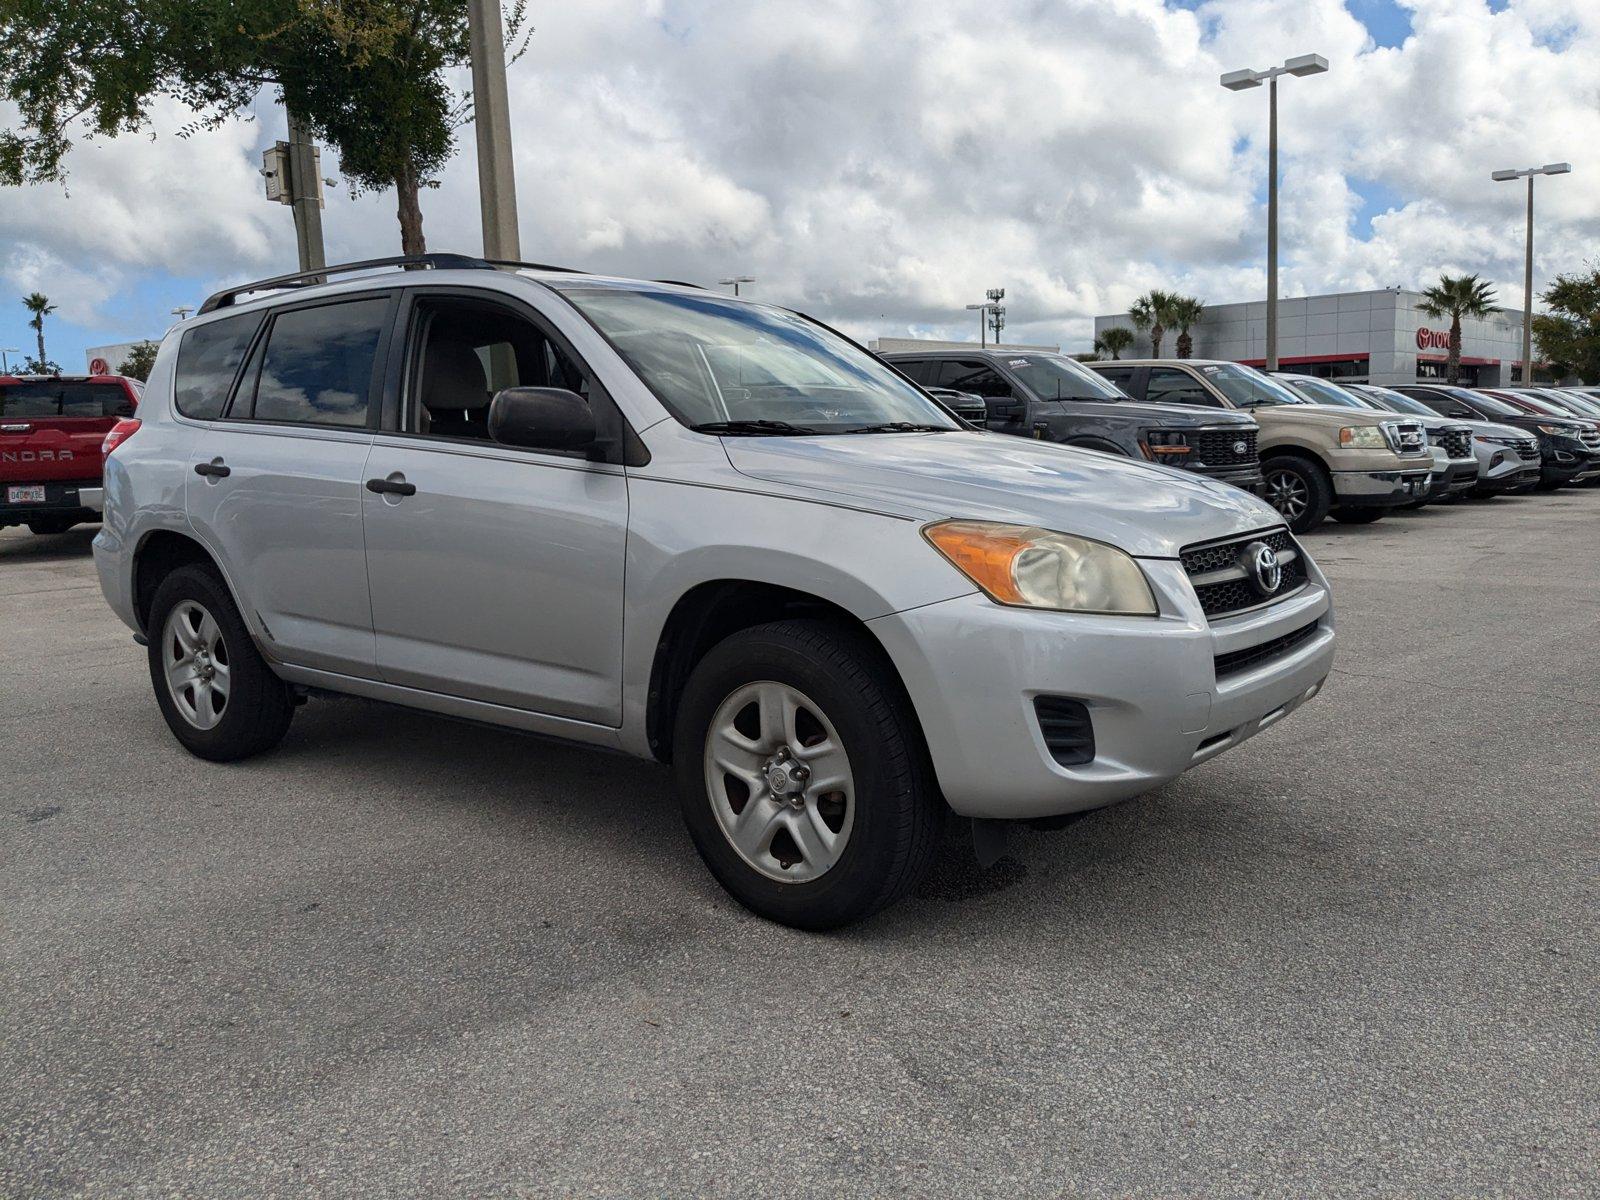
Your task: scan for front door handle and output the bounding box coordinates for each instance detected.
[193,460,231,478]
[365,476,417,497]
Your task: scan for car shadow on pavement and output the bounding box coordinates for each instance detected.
[0,525,99,561]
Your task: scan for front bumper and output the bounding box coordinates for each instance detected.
[1189,463,1266,493]
[1541,446,1600,485]
[868,557,1334,820]
[1331,466,1433,507]
[1437,459,1480,495]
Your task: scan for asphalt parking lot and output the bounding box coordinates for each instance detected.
[3,493,1596,1199]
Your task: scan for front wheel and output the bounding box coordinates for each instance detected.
[146,564,294,762]
[1261,455,1333,534]
[673,619,942,930]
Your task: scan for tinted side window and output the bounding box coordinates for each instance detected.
[891,359,934,384]
[939,360,1012,397]
[1146,368,1218,407]
[1397,390,1453,416]
[250,298,388,427]
[175,315,260,420]
[1094,366,1136,390]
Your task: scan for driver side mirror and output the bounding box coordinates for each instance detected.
[1449,406,1474,419]
[488,387,596,453]
[985,396,1025,421]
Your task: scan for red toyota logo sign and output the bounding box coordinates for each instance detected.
[89,357,109,374]
[1415,328,1450,351]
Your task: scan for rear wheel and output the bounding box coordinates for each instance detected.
[1330,508,1385,525]
[146,564,294,762]
[673,619,942,930]
[1261,455,1333,534]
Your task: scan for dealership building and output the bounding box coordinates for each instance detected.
[1093,289,1540,387]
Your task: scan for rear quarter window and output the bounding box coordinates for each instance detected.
[0,381,130,418]
[175,313,262,420]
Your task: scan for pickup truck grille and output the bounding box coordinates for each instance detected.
[1390,421,1428,454]
[1429,427,1473,460]
[1188,427,1258,467]
[1180,527,1308,619]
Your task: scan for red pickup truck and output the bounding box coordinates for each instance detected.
[0,374,141,535]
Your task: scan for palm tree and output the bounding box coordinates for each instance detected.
[22,292,56,370]
[1171,295,1207,359]
[1129,290,1180,358]
[1094,327,1135,360]
[1417,274,1497,384]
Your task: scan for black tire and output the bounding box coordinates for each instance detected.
[27,517,76,535]
[1261,454,1334,534]
[146,563,294,762]
[1330,507,1386,525]
[672,618,942,931]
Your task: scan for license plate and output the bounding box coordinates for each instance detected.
[6,485,45,504]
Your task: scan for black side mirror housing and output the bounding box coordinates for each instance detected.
[986,396,1025,421]
[488,387,596,453]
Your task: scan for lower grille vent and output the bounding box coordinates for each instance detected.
[1034,697,1095,766]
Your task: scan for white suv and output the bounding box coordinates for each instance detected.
[94,256,1335,928]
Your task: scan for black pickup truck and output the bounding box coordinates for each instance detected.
[884,348,1263,492]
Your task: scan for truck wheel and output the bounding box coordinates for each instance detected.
[673,619,942,930]
[1330,508,1385,525]
[1261,455,1333,534]
[146,564,294,762]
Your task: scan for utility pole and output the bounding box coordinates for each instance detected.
[285,109,326,277]
[1492,162,1571,382]
[986,287,1006,345]
[468,0,522,260]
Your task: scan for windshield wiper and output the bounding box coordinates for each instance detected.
[689,419,818,436]
[843,422,953,434]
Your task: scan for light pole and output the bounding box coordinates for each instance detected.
[0,348,18,373]
[467,0,522,260]
[1492,162,1571,382]
[719,276,755,296]
[965,303,995,347]
[1222,53,1328,371]
[171,306,194,321]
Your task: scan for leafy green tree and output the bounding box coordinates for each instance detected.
[0,0,529,255]
[1532,265,1600,384]
[1417,273,1497,384]
[117,340,161,381]
[1170,295,1206,359]
[21,291,55,368]
[1129,290,1180,359]
[1093,327,1135,360]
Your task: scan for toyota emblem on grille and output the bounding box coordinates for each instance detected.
[1232,440,1248,455]
[1241,540,1283,596]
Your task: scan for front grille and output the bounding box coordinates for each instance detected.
[948,401,987,425]
[1186,427,1258,468]
[1390,421,1428,454]
[1581,428,1600,450]
[1514,438,1540,461]
[1429,427,1473,460]
[1034,697,1095,766]
[1180,527,1308,619]
[1214,621,1322,679]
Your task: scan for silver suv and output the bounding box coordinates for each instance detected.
[94,256,1335,928]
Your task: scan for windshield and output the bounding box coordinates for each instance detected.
[1440,389,1518,417]
[1196,363,1307,407]
[1552,392,1600,416]
[1004,354,1130,401]
[553,285,957,433]
[1282,377,1371,408]
[1356,386,1436,418]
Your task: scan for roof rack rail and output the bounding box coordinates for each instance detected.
[196,253,598,314]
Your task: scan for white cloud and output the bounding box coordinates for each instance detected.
[2,0,1596,350]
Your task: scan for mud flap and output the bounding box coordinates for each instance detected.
[971,818,1010,869]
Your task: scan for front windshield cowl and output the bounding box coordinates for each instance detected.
[552,284,960,436]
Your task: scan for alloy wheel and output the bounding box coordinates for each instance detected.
[1265,468,1310,522]
[703,681,856,884]
[162,600,231,730]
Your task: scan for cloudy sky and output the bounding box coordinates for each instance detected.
[1,0,1596,371]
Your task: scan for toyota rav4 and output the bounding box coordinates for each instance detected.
[95,256,1335,929]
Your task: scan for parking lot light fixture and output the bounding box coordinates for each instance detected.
[1493,162,1573,380]
[719,276,755,297]
[1221,52,1328,371]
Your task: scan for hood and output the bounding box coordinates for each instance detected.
[724,432,1284,559]
[1057,399,1256,429]
[1463,420,1534,440]
[1267,403,1403,428]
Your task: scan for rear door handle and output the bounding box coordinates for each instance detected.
[193,460,231,478]
[365,476,417,497]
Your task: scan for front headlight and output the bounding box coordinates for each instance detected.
[1339,425,1389,449]
[1536,424,1572,436]
[923,521,1158,615]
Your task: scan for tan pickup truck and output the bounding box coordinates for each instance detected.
[1088,359,1433,533]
